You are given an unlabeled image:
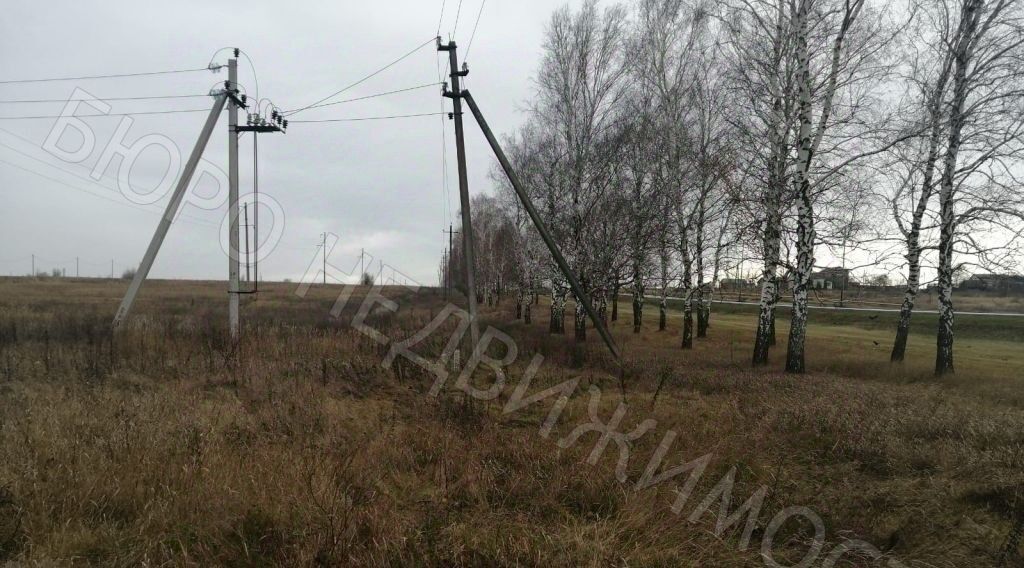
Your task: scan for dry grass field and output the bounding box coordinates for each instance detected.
[0,277,1023,566]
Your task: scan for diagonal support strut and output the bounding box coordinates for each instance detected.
[112,93,228,329]
[461,89,621,361]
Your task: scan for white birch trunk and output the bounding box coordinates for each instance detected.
[784,0,816,374]
[935,0,982,375]
[892,57,951,362]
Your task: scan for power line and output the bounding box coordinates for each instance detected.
[290,112,447,124]
[0,128,312,255]
[452,0,466,37]
[0,157,216,224]
[0,107,214,120]
[284,37,437,117]
[0,143,220,228]
[0,66,217,85]
[435,55,453,228]
[464,0,488,61]
[287,82,441,113]
[0,126,137,188]
[436,0,448,36]
[0,137,143,196]
[0,93,210,104]
[440,107,452,227]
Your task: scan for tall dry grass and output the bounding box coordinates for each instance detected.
[0,278,1021,566]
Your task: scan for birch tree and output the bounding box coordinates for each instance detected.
[615,105,662,333]
[536,0,630,342]
[875,0,956,362]
[933,0,1024,375]
[723,0,799,366]
[786,0,885,373]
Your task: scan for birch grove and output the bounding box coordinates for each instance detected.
[441,0,1024,377]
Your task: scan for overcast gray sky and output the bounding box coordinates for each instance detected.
[0,0,577,285]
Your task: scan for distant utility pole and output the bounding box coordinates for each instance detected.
[76,257,79,278]
[441,249,448,293]
[438,39,481,351]
[443,224,459,300]
[31,254,34,277]
[360,248,365,284]
[111,259,114,279]
[378,259,383,284]
[321,233,327,285]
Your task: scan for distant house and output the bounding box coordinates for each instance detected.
[809,267,853,290]
[756,271,795,291]
[719,278,755,290]
[960,273,1024,294]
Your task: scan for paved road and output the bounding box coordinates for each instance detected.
[707,298,1024,318]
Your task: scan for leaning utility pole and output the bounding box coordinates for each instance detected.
[458,88,621,361]
[113,89,229,328]
[438,39,481,351]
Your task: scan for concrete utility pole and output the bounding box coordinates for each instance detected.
[462,90,621,360]
[76,257,79,278]
[31,254,34,277]
[114,50,281,332]
[112,91,228,328]
[360,248,365,284]
[438,39,481,351]
[227,58,241,341]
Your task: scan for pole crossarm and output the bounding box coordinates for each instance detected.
[460,89,621,361]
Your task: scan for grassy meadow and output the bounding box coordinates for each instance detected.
[0,277,1022,566]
